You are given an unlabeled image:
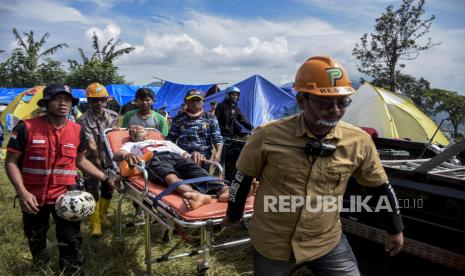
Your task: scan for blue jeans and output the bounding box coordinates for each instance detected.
[254,233,360,276]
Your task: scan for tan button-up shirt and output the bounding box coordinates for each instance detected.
[77,108,119,167]
[236,113,387,263]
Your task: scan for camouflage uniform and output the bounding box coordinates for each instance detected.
[167,112,223,159]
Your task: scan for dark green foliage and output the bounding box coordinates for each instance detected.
[0,28,68,87]
[66,32,135,87]
[353,0,438,92]
[426,89,465,139]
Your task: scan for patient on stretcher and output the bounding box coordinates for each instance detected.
[113,125,229,210]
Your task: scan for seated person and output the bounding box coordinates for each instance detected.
[113,125,229,210]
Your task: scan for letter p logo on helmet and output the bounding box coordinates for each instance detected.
[325,68,343,86]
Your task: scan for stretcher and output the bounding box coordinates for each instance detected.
[103,128,254,275]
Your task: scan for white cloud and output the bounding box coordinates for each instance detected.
[207,37,296,67]
[85,24,122,42]
[116,11,348,72]
[1,1,463,93]
[77,0,147,10]
[0,0,91,24]
[295,0,395,19]
[402,27,465,92]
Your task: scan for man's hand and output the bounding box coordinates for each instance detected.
[105,174,122,190]
[212,151,221,163]
[190,151,206,166]
[385,232,404,256]
[125,153,141,167]
[19,190,40,214]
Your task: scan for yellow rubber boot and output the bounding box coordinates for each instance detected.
[99,198,112,227]
[90,201,102,237]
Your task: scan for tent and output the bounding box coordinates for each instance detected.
[0,84,161,108]
[0,88,28,104]
[154,81,214,112]
[202,75,296,128]
[0,86,86,131]
[344,83,449,145]
[0,86,45,131]
[106,84,160,107]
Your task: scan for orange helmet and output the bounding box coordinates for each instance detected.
[294,56,355,97]
[86,83,109,98]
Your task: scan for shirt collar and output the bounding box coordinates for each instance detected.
[89,108,107,119]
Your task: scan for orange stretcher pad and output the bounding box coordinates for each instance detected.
[107,129,254,222]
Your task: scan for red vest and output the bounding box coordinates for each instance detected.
[22,117,81,205]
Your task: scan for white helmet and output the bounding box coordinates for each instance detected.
[55,190,96,221]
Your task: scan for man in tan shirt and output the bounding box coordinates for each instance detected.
[224,56,404,276]
[77,83,119,237]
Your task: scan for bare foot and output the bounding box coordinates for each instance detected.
[217,187,229,202]
[183,192,212,210]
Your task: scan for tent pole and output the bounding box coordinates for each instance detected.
[419,119,445,158]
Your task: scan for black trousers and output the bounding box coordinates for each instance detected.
[146,152,209,183]
[22,204,83,272]
[84,175,113,201]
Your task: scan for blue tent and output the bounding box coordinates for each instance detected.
[206,75,296,128]
[72,89,86,103]
[154,81,214,112]
[106,84,160,107]
[0,85,162,107]
[280,82,294,94]
[168,75,297,128]
[0,88,27,104]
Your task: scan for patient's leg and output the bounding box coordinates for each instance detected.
[217,186,229,203]
[164,174,212,210]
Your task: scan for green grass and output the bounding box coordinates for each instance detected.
[0,166,256,275]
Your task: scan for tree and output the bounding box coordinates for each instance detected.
[88,32,135,64]
[353,0,438,92]
[0,49,29,87]
[395,73,432,113]
[66,32,134,87]
[36,58,67,84]
[66,59,126,88]
[0,29,68,87]
[426,89,465,139]
[12,28,68,83]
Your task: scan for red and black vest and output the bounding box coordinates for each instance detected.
[21,116,81,205]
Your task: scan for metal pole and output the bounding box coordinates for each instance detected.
[145,210,152,275]
[115,193,125,242]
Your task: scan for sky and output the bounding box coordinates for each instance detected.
[0,0,464,92]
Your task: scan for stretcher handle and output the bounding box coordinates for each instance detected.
[133,160,149,199]
[204,160,223,177]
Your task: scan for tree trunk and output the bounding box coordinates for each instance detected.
[389,60,396,92]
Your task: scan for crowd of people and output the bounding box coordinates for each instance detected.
[4,56,404,276]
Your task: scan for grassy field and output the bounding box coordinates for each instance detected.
[0,165,258,276]
[2,164,462,275]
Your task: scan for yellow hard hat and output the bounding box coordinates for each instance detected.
[86,83,109,98]
[294,56,355,97]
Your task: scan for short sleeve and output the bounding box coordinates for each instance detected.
[78,127,88,153]
[7,121,27,153]
[122,111,133,128]
[120,142,134,153]
[353,138,388,187]
[153,111,169,136]
[79,121,94,140]
[235,128,265,177]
